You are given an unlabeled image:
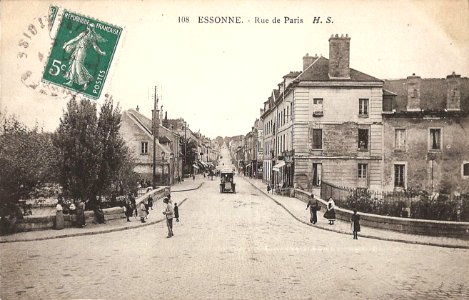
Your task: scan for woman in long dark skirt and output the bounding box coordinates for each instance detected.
[75,199,86,228]
[324,197,336,225]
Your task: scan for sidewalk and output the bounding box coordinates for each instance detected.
[0,178,204,243]
[243,176,469,249]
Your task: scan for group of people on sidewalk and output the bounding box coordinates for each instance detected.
[57,191,180,239]
[55,198,92,229]
[306,194,361,239]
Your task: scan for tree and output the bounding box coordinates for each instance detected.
[0,111,57,209]
[94,97,126,197]
[53,97,137,203]
[179,137,198,173]
[53,98,101,202]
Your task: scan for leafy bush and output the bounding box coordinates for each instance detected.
[338,188,468,221]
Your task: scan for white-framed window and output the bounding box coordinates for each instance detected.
[141,141,148,154]
[313,98,323,116]
[394,129,406,151]
[359,98,369,117]
[462,161,469,178]
[312,163,322,187]
[358,164,368,179]
[394,163,406,189]
[429,128,442,151]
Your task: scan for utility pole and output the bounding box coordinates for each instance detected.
[184,121,187,177]
[152,86,158,189]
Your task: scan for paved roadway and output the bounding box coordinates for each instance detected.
[1,147,468,299]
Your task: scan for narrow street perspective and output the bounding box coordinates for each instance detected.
[2,2,469,299]
[1,147,468,299]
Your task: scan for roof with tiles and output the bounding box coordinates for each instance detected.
[125,109,172,153]
[296,56,382,82]
[383,76,469,112]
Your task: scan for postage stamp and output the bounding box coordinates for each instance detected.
[42,10,122,99]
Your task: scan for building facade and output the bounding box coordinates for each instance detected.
[382,73,469,193]
[260,34,384,195]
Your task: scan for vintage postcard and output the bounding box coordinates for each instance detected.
[1,1,468,299]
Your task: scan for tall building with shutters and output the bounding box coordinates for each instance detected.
[261,34,384,195]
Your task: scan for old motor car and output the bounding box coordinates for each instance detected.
[220,170,236,193]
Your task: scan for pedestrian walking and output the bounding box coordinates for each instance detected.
[76,199,86,228]
[350,210,361,239]
[148,195,153,210]
[306,195,320,224]
[138,201,147,223]
[174,202,179,222]
[124,197,133,222]
[267,184,271,194]
[323,197,336,225]
[162,197,174,238]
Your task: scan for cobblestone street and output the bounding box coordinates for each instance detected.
[1,175,468,299]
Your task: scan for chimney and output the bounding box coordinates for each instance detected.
[136,105,139,112]
[303,53,318,71]
[446,71,461,111]
[159,105,164,125]
[328,34,351,79]
[406,73,421,111]
[162,111,169,128]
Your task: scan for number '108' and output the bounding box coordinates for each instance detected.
[178,16,189,23]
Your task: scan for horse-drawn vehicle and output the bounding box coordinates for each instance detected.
[220,170,236,193]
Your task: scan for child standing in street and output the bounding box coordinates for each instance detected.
[174,202,179,222]
[350,210,361,239]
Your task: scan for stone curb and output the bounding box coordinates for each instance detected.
[245,178,469,250]
[171,182,204,193]
[0,198,188,244]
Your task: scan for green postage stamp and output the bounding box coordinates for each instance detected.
[42,10,122,99]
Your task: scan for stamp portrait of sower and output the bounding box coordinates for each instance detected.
[62,23,107,90]
[42,10,122,99]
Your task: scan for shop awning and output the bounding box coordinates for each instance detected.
[192,164,199,169]
[272,160,286,172]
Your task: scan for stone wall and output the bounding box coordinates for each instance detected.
[294,189,469,239]
[15,187,170,232]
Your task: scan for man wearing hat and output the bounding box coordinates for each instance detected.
[162,196,174,238]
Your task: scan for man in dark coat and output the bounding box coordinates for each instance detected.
[306,195,320,224]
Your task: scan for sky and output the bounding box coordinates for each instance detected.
[1,0,468,139]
